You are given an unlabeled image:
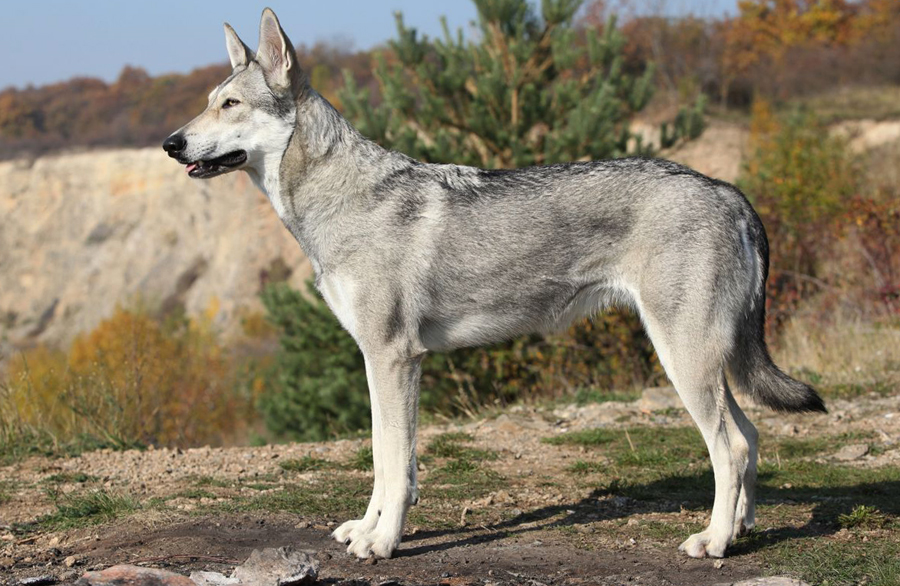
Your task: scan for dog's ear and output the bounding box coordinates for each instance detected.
[224,23,252,69]
[256,8,305,96]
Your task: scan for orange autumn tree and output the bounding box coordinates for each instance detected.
[721,0,857,100]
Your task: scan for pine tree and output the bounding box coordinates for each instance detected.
[340,0,703,169]
[258,283,369,441]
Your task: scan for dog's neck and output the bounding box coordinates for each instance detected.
[246,90,405,275]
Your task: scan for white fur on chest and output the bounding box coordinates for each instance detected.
[318,273,360,339]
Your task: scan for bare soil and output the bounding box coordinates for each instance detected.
[2,388,898,586]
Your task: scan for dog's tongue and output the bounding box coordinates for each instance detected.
[186,163,198,173]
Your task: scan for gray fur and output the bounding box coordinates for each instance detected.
[163,8,824,562]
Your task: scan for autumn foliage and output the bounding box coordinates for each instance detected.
[1,306,249,450]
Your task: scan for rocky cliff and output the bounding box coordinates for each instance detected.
[0,148,312,357]
[4,118,894,358]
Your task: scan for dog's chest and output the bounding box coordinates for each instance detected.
[317,273,360,340]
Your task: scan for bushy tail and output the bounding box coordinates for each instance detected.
[730,331,827,413]
[728,214,827,413]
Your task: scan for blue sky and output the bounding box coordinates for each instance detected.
[0,0,738,90]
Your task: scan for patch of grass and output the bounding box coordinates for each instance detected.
[44,472,97,484]
[547,426,707,470]
[573,388,640,405]
[241,482,281,491]
[0,482,11,505]
[236,473,369,519]
[171,488,216,500]
[193,475,231,488]
[652,407,683,417]
[348,445,373,471]
[0,427,119,467]
[770,431,876,460]
[763,535,900,586]
[426,432,497,461]
[39,489,137,530]
[427,461,505,501]
[819,380,897,400]
[838,504,887,530]
[279,455,336,473]
[543,428,619,447]
[567,460,606,474]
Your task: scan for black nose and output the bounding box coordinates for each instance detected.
[162,134,186,154]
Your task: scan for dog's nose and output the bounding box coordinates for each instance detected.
[162,134,186,154]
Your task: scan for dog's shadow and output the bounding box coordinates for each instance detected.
[397,469,900,558]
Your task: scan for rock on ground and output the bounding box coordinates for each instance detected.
[75,565,197,586]
[833,443,869,461]
[231,547,318,586]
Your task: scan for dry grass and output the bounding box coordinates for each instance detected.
[774,311,900,388]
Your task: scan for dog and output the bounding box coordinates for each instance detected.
[163,8,826,560]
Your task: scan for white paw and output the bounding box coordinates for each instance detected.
[679,530,728,559]
[732,519,754,540]
[332,519,361,544]
[346,529,400,559]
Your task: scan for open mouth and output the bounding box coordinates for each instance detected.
[185,150,247,179]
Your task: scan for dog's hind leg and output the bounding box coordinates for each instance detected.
[638,306,751,558]
[333,358,385,545]
[673,364,750,558]
[345,350,422,559]
[730,392,758,539]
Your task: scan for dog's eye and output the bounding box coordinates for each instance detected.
[222,98,241,109]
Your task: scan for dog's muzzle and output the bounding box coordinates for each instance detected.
[162,134,247,179]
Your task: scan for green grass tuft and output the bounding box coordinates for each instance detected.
[838,504,887,530]
[279,455,336,473]
[39,489,138,530]
[44,472,97,484]
[348,445,374,471]
[427,432,497,461]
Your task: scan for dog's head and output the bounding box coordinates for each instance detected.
[162,8,304,179]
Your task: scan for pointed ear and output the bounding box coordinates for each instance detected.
[256,8,304,95]
[224,23,252,69]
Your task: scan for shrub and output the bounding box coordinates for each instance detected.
[739,99,859,327]
[1,304,248,454]
[257,283,370,441]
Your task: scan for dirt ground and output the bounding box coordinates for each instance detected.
[2,387,898,585]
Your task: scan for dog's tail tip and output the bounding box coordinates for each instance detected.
[734,353,827,414]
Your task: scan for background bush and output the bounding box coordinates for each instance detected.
[1,304,250,458]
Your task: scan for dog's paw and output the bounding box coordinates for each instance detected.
[679,530,728,559]
[332,519,361,544]
[347,530,400,560]
[731,519,755,540]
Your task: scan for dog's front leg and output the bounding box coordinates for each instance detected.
[333,358,385,545]
[345,351,422,559]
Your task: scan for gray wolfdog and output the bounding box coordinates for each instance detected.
[163,8,825,561]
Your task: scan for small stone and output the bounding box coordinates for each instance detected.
[64,556,78,568]
[189,571,239,586]
[75,565,195,586]
[834,444,869,461]
[19,577,58,586]
[233,547,318,586]
[294,520,310,529]
[713,559,725,569]
[48,536,60,547]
